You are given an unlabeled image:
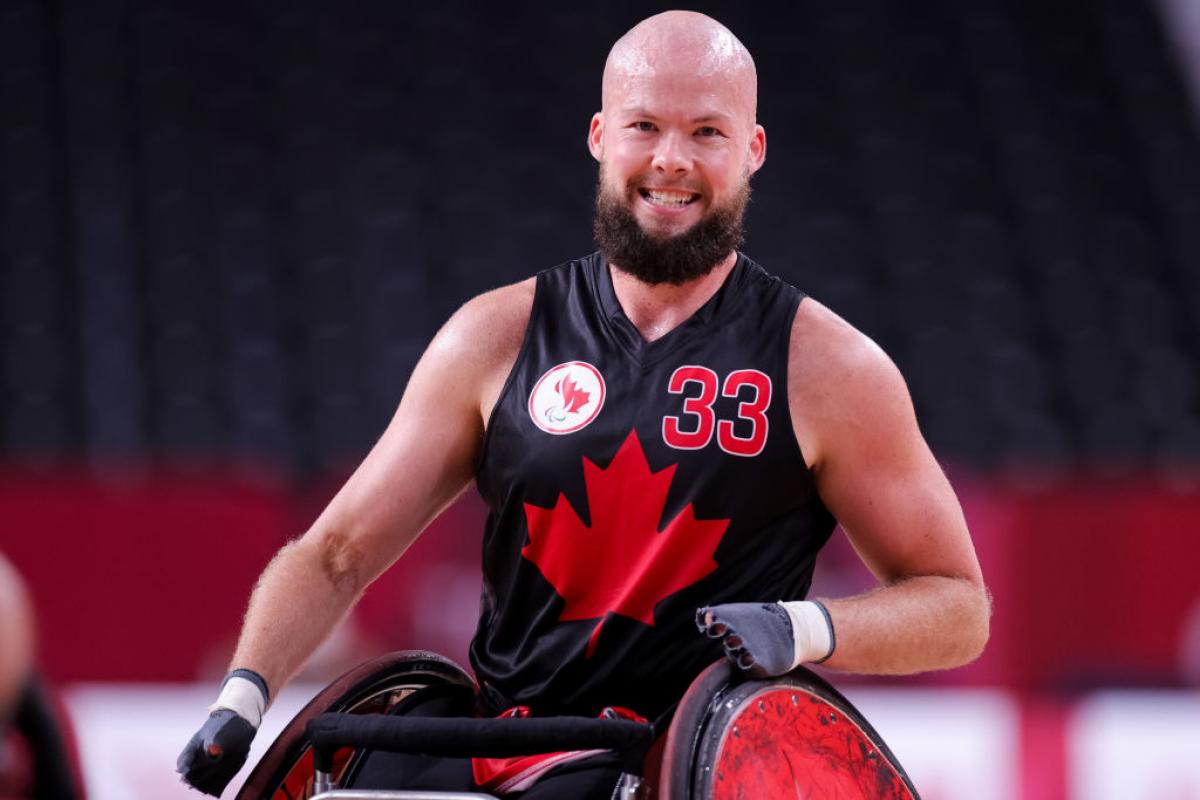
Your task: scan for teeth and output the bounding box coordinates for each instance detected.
[645,189,695,207]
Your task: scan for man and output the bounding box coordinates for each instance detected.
[179,10,990,798]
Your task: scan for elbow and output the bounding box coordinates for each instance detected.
[317,529,369,595]
[282,528,369,597]
[957,582,993,666]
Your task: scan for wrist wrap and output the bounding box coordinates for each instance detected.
[208,668,269,728]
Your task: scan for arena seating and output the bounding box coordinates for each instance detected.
[0,0,1197,472]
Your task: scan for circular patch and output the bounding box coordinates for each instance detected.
[528,361,606,435]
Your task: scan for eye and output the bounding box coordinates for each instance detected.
[633,121,657,132]
[696,126,722,137]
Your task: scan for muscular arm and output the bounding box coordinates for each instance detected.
[228,280,534,696]
[790,300,990,674]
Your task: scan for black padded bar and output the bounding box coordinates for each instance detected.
[306,713,654,775]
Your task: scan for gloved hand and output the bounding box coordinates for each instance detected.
[177,669,269,797]
[176,709,256,796]
[696,600,835,678]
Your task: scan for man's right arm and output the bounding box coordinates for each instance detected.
[177,275,535,796]
[177,279,534,796]
[230,278,535,695]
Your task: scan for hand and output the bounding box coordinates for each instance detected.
[176,709,256,797]
[696,602,798,678]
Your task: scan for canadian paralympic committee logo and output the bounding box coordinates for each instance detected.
[528,361,606,435]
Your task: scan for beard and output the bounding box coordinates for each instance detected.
[592,165,751,286]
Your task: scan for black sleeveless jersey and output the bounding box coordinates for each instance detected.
[471,251,836,719]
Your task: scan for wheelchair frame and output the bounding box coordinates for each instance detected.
[238,651,920,800]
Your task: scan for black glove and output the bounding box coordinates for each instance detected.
[176,708,256,797]
[696,602,798,678]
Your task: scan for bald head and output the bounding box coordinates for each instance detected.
[602,11,757,125]
[588,10,766,270]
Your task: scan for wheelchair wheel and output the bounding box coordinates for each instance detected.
[661,661,919,800]
[236,650,476,800]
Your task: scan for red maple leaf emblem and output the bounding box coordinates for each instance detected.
[522,430,730,658]
[555,375,590,414]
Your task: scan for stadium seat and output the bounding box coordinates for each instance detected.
[5,1,1200,468]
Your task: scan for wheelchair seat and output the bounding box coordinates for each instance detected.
[237,651,919,799]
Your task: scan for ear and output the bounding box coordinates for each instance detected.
[587,112,604,162]
[748,123,767,174]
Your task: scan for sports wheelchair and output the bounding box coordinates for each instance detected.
[236,651,919,799]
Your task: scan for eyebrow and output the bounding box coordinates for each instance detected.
[622,107,733,124]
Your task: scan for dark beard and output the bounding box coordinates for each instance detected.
[592,170,750,286]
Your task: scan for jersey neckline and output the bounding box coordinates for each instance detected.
[587,250,751,367]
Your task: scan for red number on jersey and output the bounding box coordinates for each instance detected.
[717,369,772,457]
[662,366,719,450]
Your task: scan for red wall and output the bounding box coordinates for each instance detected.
[995,479,1200,689]
[1,472,289,682]
[2,470,1197,689]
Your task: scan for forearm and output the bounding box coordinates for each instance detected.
[817,575,991,675]
[227,535,365,699]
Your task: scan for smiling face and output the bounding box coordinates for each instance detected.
[588,12,766,283]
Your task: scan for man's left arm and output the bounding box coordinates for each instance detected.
[796,302,991,674]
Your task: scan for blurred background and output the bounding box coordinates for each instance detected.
[1,0,1199,797]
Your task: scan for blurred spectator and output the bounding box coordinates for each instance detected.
[0,554,32,718]
[0,553,83,798]
[1179,592,1200,686]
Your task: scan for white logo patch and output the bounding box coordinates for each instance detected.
[528,361,606,435]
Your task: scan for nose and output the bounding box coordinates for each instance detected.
[651,130,692,175]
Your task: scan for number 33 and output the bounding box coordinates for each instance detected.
[661,366,771,457]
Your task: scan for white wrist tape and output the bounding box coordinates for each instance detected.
[209,675,267,728]
[779,600,835,668]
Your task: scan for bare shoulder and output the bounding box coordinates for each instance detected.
[788,297,914,470]
[432,278,536,363]
[419,277,537,422]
